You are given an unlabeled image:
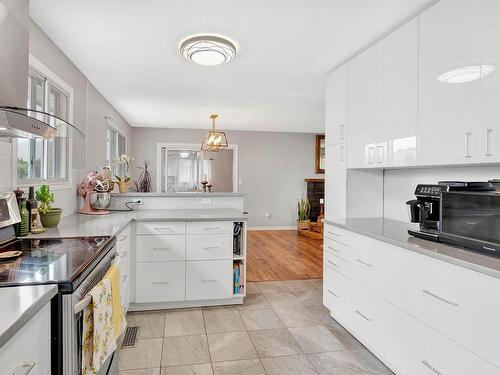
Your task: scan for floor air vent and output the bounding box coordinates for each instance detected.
[121,326,139,348]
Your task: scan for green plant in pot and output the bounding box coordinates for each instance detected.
[36,185,62,228]
[297,197,311,231]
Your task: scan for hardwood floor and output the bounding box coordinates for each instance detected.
[246,230,323,281]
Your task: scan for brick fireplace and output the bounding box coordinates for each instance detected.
[305,178,324,222]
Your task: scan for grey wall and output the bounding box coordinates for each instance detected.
[131,127,323,228]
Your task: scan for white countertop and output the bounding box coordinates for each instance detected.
[0,285,57,348]
[26,208,247,238]
[327,217,500,279]
[113,192,245,197]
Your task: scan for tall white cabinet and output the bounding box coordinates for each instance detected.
[325,65,348,221]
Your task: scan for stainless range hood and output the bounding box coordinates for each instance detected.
[0,106,84,139]
[0,0,85,139]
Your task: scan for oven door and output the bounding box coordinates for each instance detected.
[59,245,117,375]
[440,192,500,256]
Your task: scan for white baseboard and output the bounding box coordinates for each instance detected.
[247,226,296,231]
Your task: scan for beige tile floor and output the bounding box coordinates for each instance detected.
[115,279,394,375]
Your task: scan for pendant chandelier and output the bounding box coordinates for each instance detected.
[201,114,228,152]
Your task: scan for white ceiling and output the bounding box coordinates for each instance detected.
[30,0,435,133]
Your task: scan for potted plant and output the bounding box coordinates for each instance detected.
[113,154,133,193]
[35,185,62,228]
[297,197,311,231]
[134,160,152,192]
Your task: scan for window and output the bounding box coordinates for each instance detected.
[106,124,126,177]
[17,66,71,184]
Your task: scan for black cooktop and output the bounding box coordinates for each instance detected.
[0,236,115,292]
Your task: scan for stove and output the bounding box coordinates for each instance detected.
[0,236,115,292]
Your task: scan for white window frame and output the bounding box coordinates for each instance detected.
[105,118,127,176]
[11,55,74,190]
[156,143,239,193]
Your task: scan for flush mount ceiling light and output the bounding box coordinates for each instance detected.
[201,114,228,152]
[180,35,237,66]
[437,64,496,84]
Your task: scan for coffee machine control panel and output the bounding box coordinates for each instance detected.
[414,184,448,197]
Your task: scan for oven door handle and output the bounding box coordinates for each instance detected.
[74,294,92,315]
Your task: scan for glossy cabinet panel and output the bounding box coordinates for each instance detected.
[418,0,481,165]
[347,46,377,168]
[325,65,348,146]
[377,18,418,167]
[325,144,346,221]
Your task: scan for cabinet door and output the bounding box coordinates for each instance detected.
[347,46,377,168]
[325,144,346,221]
[479,0,500,162]
[418,0,481,166]
[186,260,233,300]
[377,18,418,167]
[325,65,348,146]
[136,261,186,303]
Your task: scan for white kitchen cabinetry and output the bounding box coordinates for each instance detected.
[347,46,377,169]
[325,64,348,146]
[376,18,418,167]
[479,0,500,162]
[0,303,51,375]
[323,223,500,374]
[133,220,246,309]
[418,0,482,165]
[325,144,346,221]
[116,224,131,312]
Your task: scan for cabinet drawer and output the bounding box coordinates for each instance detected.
[388,245,500,368]
[324,264,352,324]
[324,236,354,262]
[186,260,233,300]
[0,303,51,375]
[186,234,232,260]
[137,221,185,235]
[386,301,500,375]
[324,250,352,279]
[187,221,233,235]
[351,237,387,298]
[136,261,185,303]
[137,235,186,262]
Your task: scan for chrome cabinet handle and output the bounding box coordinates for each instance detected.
[485,128,493,156]
[340,145,345,162]
[355,310,372,322]
[367,146,375,164]
[340,124,345,140]
[201,278,218,282]
[327,246,340,253]
[152,280,169,285]
[154,227,174,232]
[328,289,339,298]
[422,289,459,307]
[327,231,339,237]
[422,360,443,375]
[118,234,128,241]
[332,239,350,247]
[356,259,373,267]
[9,362,36,375]
[153,247,171,251]
[203,226,220,230]
[464,132,472,158]
[202,246,220,250]
[328,260,339,267]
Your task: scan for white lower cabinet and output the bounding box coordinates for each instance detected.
[117,224,131,312]
[186,234,232,260]
[0,302,51,375]
[324,225,500,374]
[136,261,185,303]
[186,260,233,300]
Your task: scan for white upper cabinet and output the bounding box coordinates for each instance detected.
[418,0,482,166]
[347,46,377,168]
[325,65,348,146]
[479,0,500,162]
[377,18,418,167]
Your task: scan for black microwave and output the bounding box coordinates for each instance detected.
[440,191,500,257]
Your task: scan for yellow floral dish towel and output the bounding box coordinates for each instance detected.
[81,278,117,375]
[105,262,127,338]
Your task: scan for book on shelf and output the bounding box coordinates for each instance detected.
[233,260,244,295]
[233,222,243,256]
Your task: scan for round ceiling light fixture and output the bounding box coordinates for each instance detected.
[180,35,237,66]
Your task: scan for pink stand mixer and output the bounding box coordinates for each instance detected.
[78,172,110,215]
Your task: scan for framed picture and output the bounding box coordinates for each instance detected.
[315,134,325,174]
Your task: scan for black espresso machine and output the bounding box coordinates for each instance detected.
[406,181,495,241]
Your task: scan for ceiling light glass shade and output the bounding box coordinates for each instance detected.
[437,64,496,83]
[180,35,237,66]
[201,114,228,152]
